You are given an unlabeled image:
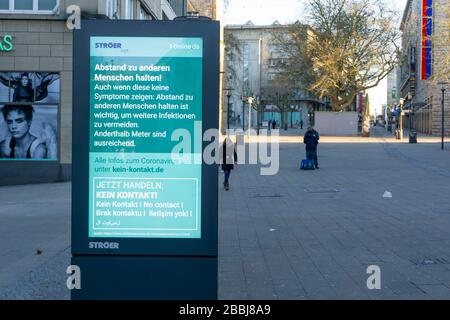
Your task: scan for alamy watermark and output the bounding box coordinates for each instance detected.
[66,5,81,30]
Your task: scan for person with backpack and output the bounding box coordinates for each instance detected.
[303,126,320,169]
[220,138,237,191]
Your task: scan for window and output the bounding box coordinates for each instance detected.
[242,43,249,87]
[0,0,9,10]
[123,0,134,19]
[0,0,59,14]
[139,8,153,20]
[226,49,233,62]
[106,0,118,19]
[267,73,277,81]
[268,44,282,54]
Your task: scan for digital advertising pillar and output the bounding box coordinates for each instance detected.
[72,20,219,300]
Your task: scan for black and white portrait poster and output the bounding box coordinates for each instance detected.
[0,72,60,104]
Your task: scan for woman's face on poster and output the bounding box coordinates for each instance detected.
[6,110,31,139]
[20,76,29,87]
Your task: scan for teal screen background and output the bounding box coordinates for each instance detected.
[88,37,203,239]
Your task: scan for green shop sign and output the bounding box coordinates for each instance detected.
[0,35,13,51]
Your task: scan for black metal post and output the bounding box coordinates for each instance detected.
[242,98,245,131]
[276,92,279,128]
[226,93,231,130]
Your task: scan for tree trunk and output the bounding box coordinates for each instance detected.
[290,111,293,128]
[256,108,260,135]
[362,115,371,137]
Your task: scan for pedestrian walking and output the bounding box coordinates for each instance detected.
[268,120,272,131]
[220,138,237,191]
[303,126,320,169]
[300,119,304,129]
[272,120,276,130]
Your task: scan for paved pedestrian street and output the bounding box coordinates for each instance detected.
[1,128,450,299]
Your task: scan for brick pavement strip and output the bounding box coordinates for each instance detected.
[218,127,450,300]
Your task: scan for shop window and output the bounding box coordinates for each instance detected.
[15,0,33,10]
[0,0,9,9]
[38,0,56,10]
[0,0,59,14]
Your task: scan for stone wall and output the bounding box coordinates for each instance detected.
[314,112,359,136]
[431,87,450,136]
[188,0,213,18]
[0,19,72,184]
[400,0,450,136]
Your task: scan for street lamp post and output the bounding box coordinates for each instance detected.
[398,92,412,140]
[438,82,448,150]
[275,92,279,127]
[255,95,261,135]
[398,98,405,140]
[247,96,253,136]
[241,96,246,131]
[442,87,445,150]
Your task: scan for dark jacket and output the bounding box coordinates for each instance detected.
[221,142,237,170]
[304,130,320,151]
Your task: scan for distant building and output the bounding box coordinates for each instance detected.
[187,0,223,20]
[387,67,400,108]
[224,21,328,129]
[188,0,225,132]
[399,0,450,135]
[0,1,210,186]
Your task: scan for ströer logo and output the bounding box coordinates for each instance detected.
[89,242,119,249]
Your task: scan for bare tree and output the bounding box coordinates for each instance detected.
[224,32,241,89]
[223,32,242,125]
[431,1,450,84]
[274,0,401,111]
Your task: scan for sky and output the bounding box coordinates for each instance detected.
[224,0,409,115]
[224,0,408,26]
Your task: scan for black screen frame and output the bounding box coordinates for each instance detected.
[72,19,219,257]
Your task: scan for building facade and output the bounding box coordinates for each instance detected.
[399,0,450,135]
[0,0,192,186]
[224,21,327,130]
